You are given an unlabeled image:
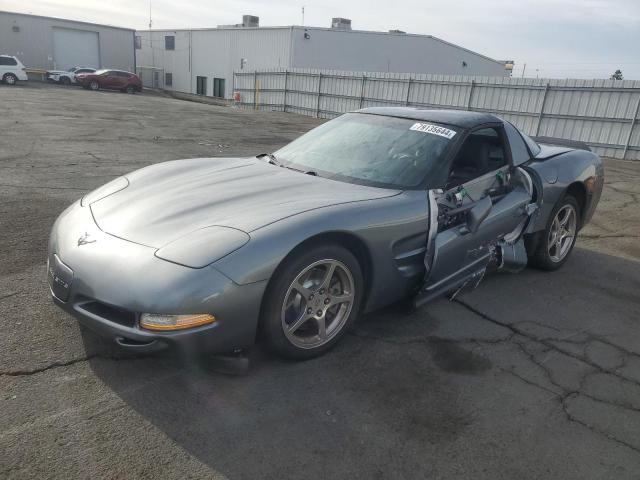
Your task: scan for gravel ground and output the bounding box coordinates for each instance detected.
[1,82,639,479]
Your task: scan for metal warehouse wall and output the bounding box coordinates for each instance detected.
[0,11,135,71]
[136,28,292,98]
[234,68,640,160]
[290,27,507,77]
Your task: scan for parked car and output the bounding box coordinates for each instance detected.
[76,69,142,93]
[0,55,28,85]
[46,66,96,85]
[48,109,603,360]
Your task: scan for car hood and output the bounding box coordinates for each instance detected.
[90,157,400,248]
[47,70,70,75]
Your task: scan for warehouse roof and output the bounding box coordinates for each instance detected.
[0,10,134,31]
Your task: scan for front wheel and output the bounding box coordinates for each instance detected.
[3,73,17,85]
[125,85,135,94]
[61,76,71,85]
[89,80,100,91]
[261,244,363,360]
[528,195,580,270]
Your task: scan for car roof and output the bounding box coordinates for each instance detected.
[355,107,501,129]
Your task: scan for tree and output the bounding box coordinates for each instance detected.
[611,69,624,80]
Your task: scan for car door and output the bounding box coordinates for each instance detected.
[101,71,119,89]
[418,124,532,303]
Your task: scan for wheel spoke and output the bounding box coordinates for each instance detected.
[292,280,312,299]
[319,262,337,290]
[317,316,327,340]
[288,313,313,334]
[329,292,354,307]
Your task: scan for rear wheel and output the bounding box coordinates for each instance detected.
[528,195,580,270]
[261,244,363,360]
[126,85,135,94]
[3,73,17,85]
[89,80,100,91]
[60,76,71,85]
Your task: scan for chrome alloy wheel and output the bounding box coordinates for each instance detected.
[548,204,577,262]
[281,259,355,349]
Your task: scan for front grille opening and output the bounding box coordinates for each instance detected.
[79,301,136,328]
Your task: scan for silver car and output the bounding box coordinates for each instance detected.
[48,108,603,359]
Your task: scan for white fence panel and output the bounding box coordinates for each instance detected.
[234,68,640,159]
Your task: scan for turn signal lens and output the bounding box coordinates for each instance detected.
[140,313,215,331]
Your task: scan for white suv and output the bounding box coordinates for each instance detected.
[46,66,96,85]
[0,55,28,85]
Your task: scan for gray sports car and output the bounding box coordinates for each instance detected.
[48,108,604,359]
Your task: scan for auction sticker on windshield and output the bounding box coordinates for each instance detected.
[409,123,457,139]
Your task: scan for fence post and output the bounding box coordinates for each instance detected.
[283,70,289,113]
[359,75,366,109]
[253,71,258,110]
[535,82,551,136]
[405,77,412,106]
[623,93,640,160]
[316,73,322,118]
[466,80,475,110]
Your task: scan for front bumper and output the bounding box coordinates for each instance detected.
[48,201,267,355]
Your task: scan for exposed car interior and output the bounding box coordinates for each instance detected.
[447,127,507,188]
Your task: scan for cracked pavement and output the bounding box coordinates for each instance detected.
[1,83,639,479]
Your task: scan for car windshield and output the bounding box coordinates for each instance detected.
[69,67,79,73]
[274,113,457,189]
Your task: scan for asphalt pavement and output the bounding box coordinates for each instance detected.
[1,83,639,479]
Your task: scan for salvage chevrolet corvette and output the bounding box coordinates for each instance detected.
[48,108,603,359]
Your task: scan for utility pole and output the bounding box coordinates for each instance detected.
[521,63,526,78]
[301,6,305,25]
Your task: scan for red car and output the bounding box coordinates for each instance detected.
[76,69,142,94]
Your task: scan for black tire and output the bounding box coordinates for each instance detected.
[3,73,17,85]
[261,243,364,360]
[60,76,71,85]
[528,195,580,271]
[126,85,135,94]
[89,80,100,91]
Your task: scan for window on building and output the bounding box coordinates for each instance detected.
[196,76,207,95]
[0,56,18,66]
[135,35,142,49]
[165,35,175,50]
[165,73,173,87]
[213,78,225,98]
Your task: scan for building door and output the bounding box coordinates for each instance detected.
[213,78,225,98]
[53,28,100,70]
[153,70,160,88]
[196,76,207,95]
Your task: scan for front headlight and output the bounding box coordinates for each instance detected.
[81,176,129,206]
[155,226,250,268]
[140,313,215,331]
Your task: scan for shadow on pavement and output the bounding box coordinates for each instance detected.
[84,247,640,479]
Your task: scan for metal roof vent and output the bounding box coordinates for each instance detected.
[242,15,259,28]
[388,29,406,34]
[331,18,352,30]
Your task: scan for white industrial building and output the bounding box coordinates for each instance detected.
[0,11,135,73]
[135,16,510,99]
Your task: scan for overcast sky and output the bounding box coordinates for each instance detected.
[3,0,640,79]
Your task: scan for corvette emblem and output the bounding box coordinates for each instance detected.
[77,232,96,246]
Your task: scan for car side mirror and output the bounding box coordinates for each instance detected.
[465,196,492,234]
